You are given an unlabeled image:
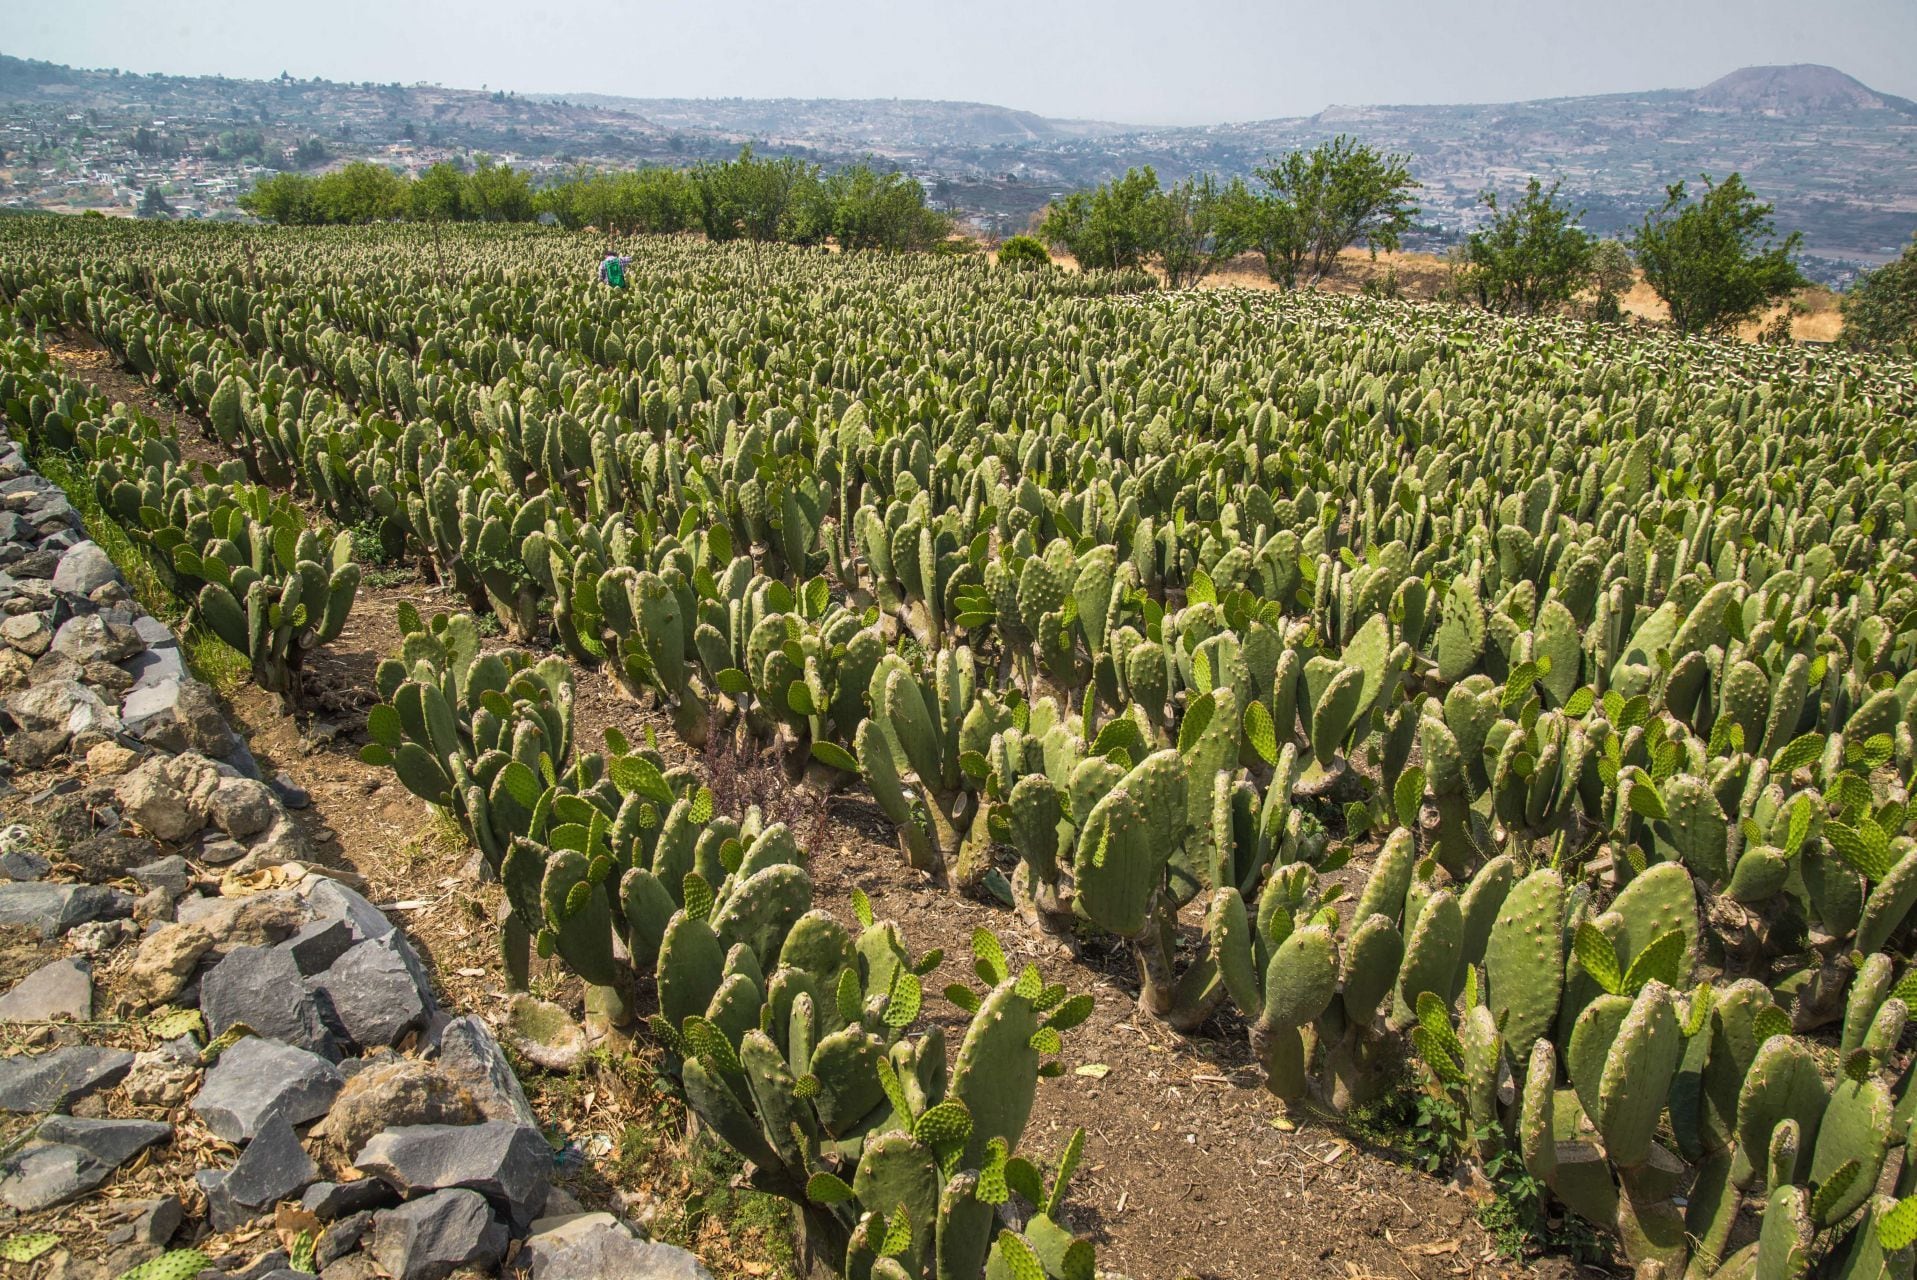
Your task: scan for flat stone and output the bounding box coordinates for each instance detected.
[223,1112,317,1210]
[318,1255,379,1280]
[130,855,191,897]
[369,1188,508,1280]
[283,917,354,976]
[310,938,432,1051]
[200,945,337,1058]
[0,1045,134,1112]
[301,1178,400,1221]
[38,1115,170,1168]
[355,1121,551,1231]
[51,542,116,596]
[0,882,133,937]
[193,1036,343,1144]
[432,1015,538,1129]
[301,877,395,942]
[522,1213,716,1280]
[122,642,186,694]
[198,835,248,865]
[0,1142,107,1211]
[0,957,91,1021]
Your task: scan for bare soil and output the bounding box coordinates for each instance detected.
[28,341,1608,1280]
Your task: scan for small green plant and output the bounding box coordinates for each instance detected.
[348,518,393,566]
[997,235,1051,271]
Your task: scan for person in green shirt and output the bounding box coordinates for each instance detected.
[598,252,631,288]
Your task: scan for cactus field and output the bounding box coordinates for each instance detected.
[6,217,1917,1278]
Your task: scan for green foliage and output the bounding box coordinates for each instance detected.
[1240,135,1421,288]
[1630,172,1806,335]
[1842,233,1917,353]
[996,235,1051,271]
[1458,179,1596,316]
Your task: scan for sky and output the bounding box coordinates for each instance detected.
[4,0,1915,125]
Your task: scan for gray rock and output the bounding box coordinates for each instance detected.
[223,1112,317,1210]
[0,1141,106,1211]
[0,612,51,657]
[104,1194,184,1248]
[38,1116,171,1168]
[0,956,91,1021]
[130,854,191,897]
[200,944,337,1058]
[9,547,58,579]
[431,1015,538,1129]
[521,1213,716,1280]
[208,777,278,839]
[0,1118,167,1210]
[192,1036,343,1143]
[318,1255,379,1280]
[311,937,432,1051]
[62,832,161,882]
[7,678,117,740]
[223,1250,293,1280]
[301,1178,400,1221]
[0,849,49,881]
[0,1045,133,1112]
[369,1188,508,1280]
[196,1166,261,1233]
[355,1121,551,1231]
[130,615,174,648]
[123,677,232,756]
[50,542,116,596]
[316,1209,373,1266]
[283,917,354,976]
[50,614,142,664]
[123,642,186,694]
[198,835,248,865]
[270,773,311,809]
[302,877,395,942]
[0,882,133,937]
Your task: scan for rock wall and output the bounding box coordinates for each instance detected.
[0,428,710,1277]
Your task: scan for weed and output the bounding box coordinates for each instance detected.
[361,565,416,589]
[1476,1169,1610,1262]
[31,448,180,623]
[185,628,250,697]
[473,612,502,637]
[347,518,394,566]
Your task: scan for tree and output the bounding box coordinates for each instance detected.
[1154,175,1251,289]
[292,137,329,169]
[1841,234,1917,352]
[821,164,951,252]
[309,162,407,224]
[410,162,468,223]
[137,184,175,219]
[1589,240,1636,322]
[466,156,533,222]
[1038,167,1163,271]
[692,145,820,245]
[1458,179,1595,315]
[997,235,1051,271]
[1629,174,1805,336]
[239,172,316,224]
[1241,137,1420,288]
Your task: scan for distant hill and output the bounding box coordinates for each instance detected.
[1692,64,1917,116]
[2,53,1912,272]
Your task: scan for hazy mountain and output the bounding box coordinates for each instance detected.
[2,53,1911,272]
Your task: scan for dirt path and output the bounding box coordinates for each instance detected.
[37,343,1589,1280]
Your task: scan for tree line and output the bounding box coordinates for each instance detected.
[238,146,953,254]
[1033,138,1817,338]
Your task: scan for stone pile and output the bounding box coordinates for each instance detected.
[0,424,711,1278]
